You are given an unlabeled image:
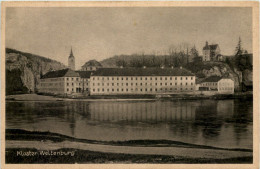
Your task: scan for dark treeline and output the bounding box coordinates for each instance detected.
[104,46,200,68]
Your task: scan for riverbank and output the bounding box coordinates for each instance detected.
[6,92,253,101]
[5,129,253,164]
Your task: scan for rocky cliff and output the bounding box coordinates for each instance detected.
[6,48,66,95]
[185,61,252,91]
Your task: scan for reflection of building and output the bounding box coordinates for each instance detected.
[202,41,221,61]
[89,101,196,122]
[90,68,196,95]
[197,76,234,94]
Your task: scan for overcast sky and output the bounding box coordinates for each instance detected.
[6,7,252,69]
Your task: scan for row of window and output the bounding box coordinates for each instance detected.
[93,82,194,86]
[92,76,194,81]
[93,88,194,92]
[219,87,233,91]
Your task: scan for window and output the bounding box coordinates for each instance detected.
[67,88,69,91]
[180,88,182,90]
[107,83,109,86]
[122,77,123,80]
[102,88,104,91]
[186,77,188,80]
[186,83,188,85]
[160,83,162,86]
[131,77,133,80]
[117,77,119,80]
[93,83,95,86]
[145,88,147,91]
[86,88,88,91]
[165,83,167,85]
[155,83,157,86]
[150,88,152,91]
[150,77,152,80]
[93,77,95,80]
[72,78,74,80]
[165,77,167,80]
[72,83,74,86]
[141,77,142,80]
[126,83,128,86]
[191,88,193,90]
[191,83,193,85]
[93,89,95,92]
[170,83,172,85]
[67,83,69,86]
[126,89,128,91]
[136,83,138,86]
[107,89,109,92]
[160,77,162,80]
[112,77,114,80]
[131,83,133,86]
[107,77,109,80]
[140,89,142,91]
[140,83,142,86]
[102,83,104,86]
[98,88,100,92]
[175,77,177,80]
[180,83,182,86]
[67,78,69,80]
[112,83,114,86]
[98,83,100,86]
[117,83,119,86]
[145,83,147,86]
[122,83,124,86]
[191,77,193,80]
[112,89,114,92]
[126,77,128,80]
[155,88,157,91]
[145,77,147,80]
[102,77,104,80]
[97,77,99,80]
[155,77,157,80]
[136,77,138,80]
[122,89,124,91]
[181,77,182,80]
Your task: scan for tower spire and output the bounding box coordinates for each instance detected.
[69,46,74,58]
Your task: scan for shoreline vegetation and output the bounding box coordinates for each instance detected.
[6,129,253,164]
[6,92,253,101]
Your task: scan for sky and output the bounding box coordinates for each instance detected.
[6,7,252,69]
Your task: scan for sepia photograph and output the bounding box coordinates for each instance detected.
[1,1,259,169]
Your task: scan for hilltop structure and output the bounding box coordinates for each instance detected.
[202,41,222,62]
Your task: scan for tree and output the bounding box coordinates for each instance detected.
[235,37,243,56]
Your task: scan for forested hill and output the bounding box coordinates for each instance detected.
[6,48,66,95]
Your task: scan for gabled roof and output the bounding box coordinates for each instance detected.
[76,71,95,78]
[201,76,222,83]
[82,60,102,67]
[41,68,79,79]
[92,68,194,76]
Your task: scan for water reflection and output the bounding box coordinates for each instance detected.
[6,99,253,149]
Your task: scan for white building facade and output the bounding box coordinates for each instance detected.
[90,68,196,95]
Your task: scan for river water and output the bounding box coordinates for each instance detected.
[6,99,253,149]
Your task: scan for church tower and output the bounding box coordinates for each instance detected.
[68,47,75,70]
